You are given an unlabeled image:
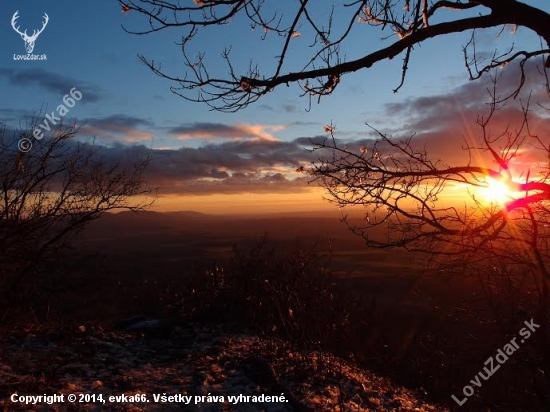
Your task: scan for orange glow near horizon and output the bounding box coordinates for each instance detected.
[148,180,517,216]
[150,190,335,215]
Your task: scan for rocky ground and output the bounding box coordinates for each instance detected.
[0,319,446,411]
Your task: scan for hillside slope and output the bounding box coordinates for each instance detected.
[1,322,445,411]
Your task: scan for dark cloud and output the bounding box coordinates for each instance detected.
[0,108,34,123]
[63,136,320,195]
[282,104,297,113]
[378,60,550,167]
[258,103,301,114]
[0,68,102,103]
[167,122,285,140]
[258,104,275,111]
[0,108,79,140]
[148,138,310,178]
[79,114,155,142]
[0,112,330,196]
[386,60,548,128]
[0,115,370,197]
[293,135,331,146]
[83,114,153,131]
[152,172,310,195]
[141,143,310,194]
[290,121,319,127]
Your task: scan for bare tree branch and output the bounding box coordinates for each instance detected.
[306,88,550,261]
[124,0,550,111]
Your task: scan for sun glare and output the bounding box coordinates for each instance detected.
[478,178,513,205]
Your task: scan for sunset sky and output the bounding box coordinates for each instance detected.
[0,0,549,214]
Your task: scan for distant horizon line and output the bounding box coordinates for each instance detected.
[108,209,345,217]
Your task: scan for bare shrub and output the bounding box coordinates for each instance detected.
[0,115,154,320]
[173,235,351,352]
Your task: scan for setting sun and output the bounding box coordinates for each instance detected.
[478,178,513,205]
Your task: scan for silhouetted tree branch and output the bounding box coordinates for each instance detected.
[123,0,550,111]
[305,78,550,324]
[308,88,548,254]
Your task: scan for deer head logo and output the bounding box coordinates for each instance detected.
[11,11,49,54]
